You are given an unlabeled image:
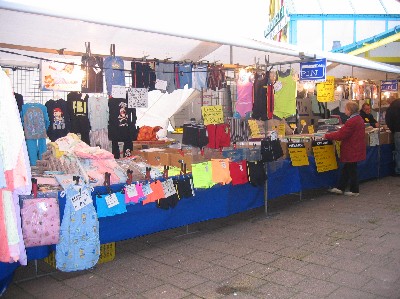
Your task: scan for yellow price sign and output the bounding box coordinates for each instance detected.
[278,124,286,137]
[308,125,314,134]
[312,140,338,172]
[201,105,224,125]
[300,119,306,126]
[288,143,309,166]
[316,76,335,102]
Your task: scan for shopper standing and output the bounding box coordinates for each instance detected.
[385,97,400,176]
[325,101,366,196]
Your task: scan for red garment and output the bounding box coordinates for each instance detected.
[325,115,366,162]
[229,160,248,185]
[206,124,230,149]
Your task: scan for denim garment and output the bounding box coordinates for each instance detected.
[103,56,126,95]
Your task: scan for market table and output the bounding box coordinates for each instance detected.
[0,144,394,293]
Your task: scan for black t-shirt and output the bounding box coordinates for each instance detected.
[45,99,71,142]
[108,97,137,141]
[81,55,104,93]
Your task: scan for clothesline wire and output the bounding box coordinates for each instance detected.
[0,49,239,74]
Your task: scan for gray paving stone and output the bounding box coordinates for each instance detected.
[267,257,308,272]
[264,269,306,287]
[296,263,338,280]
[196,265,238,282]
[141,283,190,299]
[236,262,278,279]
[293,277,340,297]
[211,255,253,270]
[242,250,280,265]
[252,281,297,298]
[325,286,378,299]
[187,281,226,299]
[160,271,208,289]
[328,270,372,289]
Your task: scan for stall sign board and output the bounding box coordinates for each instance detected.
[201,105,224,125]
[288,143,309,166]
[128,87,148,108]
[41,60,82,91]
[316,76,335,102]
[381,80,398,92]
[300,58,326,82]
[312,140,338,172]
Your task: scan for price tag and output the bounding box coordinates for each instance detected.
[288,143,309,167]
[201,105,224,125]
[105,193,119,208]
[308,125,314,134]
[155,79,168,91]
[161,179,176,197]
[274,81,283,92]
[111,85,126,98]
[71,189,92,211]
[142,183,153,196]
[126,185,138,198]
[278,124,286,137]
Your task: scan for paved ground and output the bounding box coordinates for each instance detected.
[2,176,400,299]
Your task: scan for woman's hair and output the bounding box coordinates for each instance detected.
[346,101,359,114]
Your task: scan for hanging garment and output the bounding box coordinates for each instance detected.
[206,124,230,149]
[267,84,274,120]
[260,138,284,162]
[89,129,110,152]
[173,176,195,199]
[211,158,232,185]
[252,72,269,121]
[103,56,126,96]
[228,118,250,142]
[14,93,24,113]
[207,65,225,91]
[108,97,137,144]
[229,160,249,185]
[192,64,208,90]
[56,184,100,272]
[155,62,176,94]
[273,69,297,119]
[95,191,127,218]
[67,92,91,145]
[88,96,109,131]
[235,72,254,118]
[182,124,209,148]
[21,197,60,247]
[20,103,50,165]
[45,99,71,142]
[191,161,215,189]
[142,180,165,205]
[247,161,266,187]
[131,61,156,90]
[176,63,192,89]
[81,55,104,93]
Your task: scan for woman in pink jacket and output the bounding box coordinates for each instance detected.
[325,101,366,196]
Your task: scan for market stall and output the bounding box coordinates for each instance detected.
[1,3,400,296]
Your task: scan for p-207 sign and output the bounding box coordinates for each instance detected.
[381,80,398,92]
[300,58,326,82]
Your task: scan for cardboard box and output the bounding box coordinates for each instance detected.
[169,152,193,171]
[146,151,170,166]
[379,131,393,145]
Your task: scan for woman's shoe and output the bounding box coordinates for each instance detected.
[344,192,359,197]
[328,188,343,194]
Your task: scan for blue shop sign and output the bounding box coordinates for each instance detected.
[300,58,326,82]
[381,80,398,92]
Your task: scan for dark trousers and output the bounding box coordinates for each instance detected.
[111,141,133,159]
[337,162,359,193]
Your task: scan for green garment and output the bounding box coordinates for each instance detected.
[273,70,297,119]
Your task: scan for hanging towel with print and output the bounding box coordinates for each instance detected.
[56,183,100,272]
